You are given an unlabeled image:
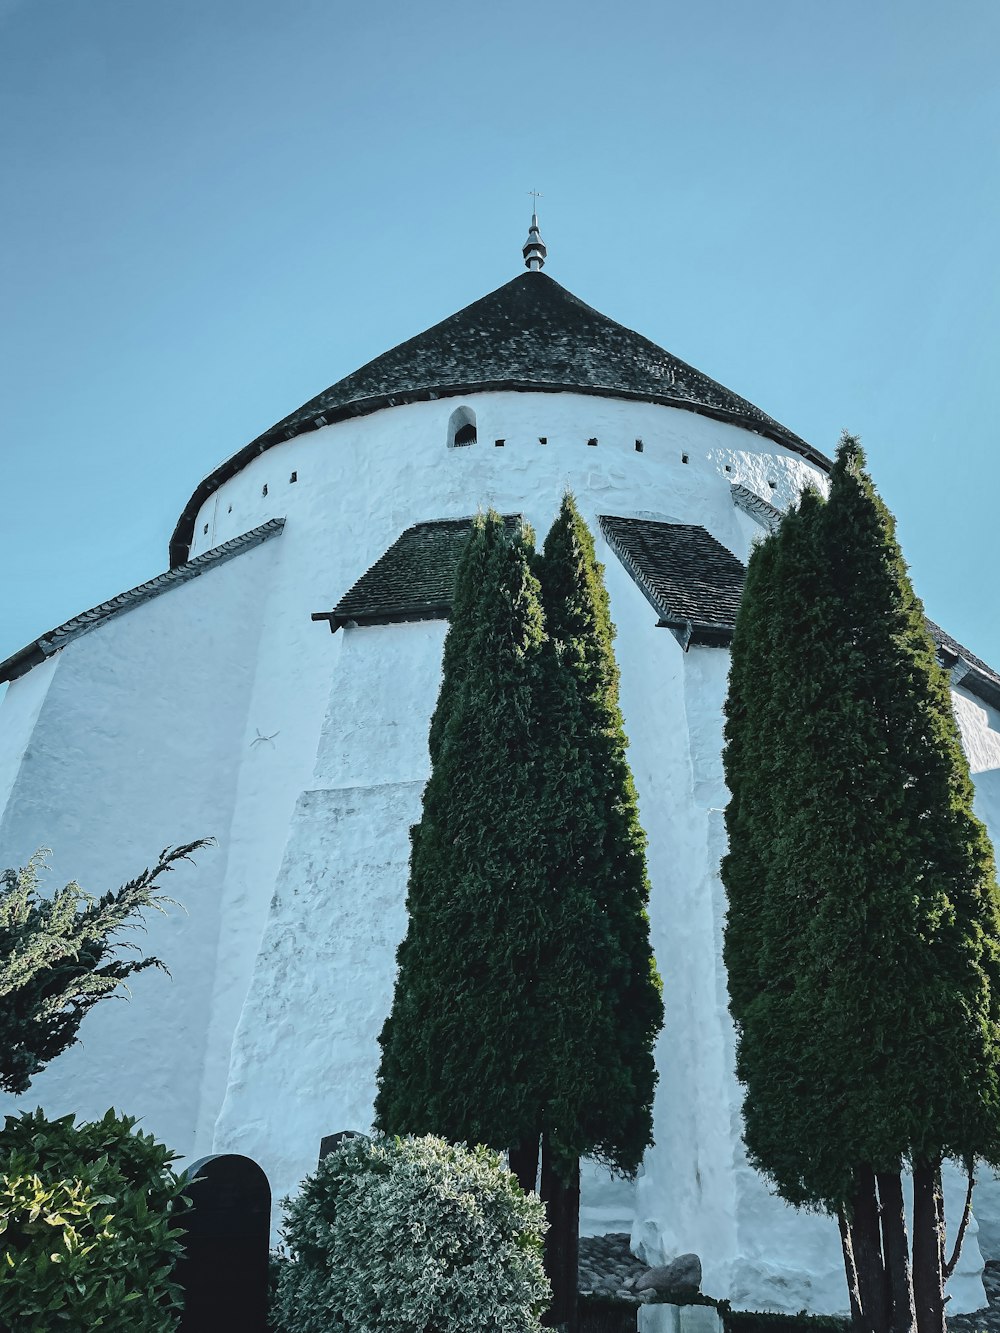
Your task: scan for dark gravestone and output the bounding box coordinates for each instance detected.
[318,1129,369,1165]
[176,1153,271,1333]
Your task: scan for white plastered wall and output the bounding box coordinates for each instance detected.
[4,386,997,1313]
[0,538,280,1154]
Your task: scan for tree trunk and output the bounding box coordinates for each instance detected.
[540,1135,580,1333]
[943,1162,974,1281]
[509,1134,541,1194]
[912,1159,946,1333]
[838,1205,864,1329]
[851,1165,892,1333]
[877,1170,916,1333]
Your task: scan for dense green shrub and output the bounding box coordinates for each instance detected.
[272,1133,549,1333]
[0,1107,188,1331]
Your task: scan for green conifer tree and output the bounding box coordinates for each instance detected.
[376,503,662,1331]
[723,435,1000,1333]
[375,511,553,1152]
[0,841,208,1095]
[530,494,663,1328]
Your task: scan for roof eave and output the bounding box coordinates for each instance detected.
[656,617,736,650]
[311,605,452,633]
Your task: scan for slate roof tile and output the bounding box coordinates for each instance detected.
[315,516,521,630]
[314,510,1000,718]
[599,515,745,646]
[171,272,827,565]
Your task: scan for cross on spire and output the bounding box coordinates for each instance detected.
[522,195,547,272]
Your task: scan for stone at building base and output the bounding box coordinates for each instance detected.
[635,1254,703,1295]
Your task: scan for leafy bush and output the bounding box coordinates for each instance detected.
[0,1107,188,1331]
[272,1133,550,1333]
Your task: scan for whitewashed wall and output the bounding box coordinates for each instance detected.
[3,387,997,1314]
[0,539,281,1155]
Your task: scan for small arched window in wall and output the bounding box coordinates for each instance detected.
[448,405,477,448]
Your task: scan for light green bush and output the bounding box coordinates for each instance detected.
[272,1133,549,1333]
[0,1108,188,1331]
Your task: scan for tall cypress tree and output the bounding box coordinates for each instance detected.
[723,435,1000,1333]
[531,494,663,1328]
[376,501,662,1331]
[375,511,551,1152]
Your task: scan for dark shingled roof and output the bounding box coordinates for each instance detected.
[313,515,521,632]
[170,271,830,566]
[314,509,1000,712]
[927,619,1000,713]
[0,519,285,684]
[599,515,746,647]
[600,515,1000,710]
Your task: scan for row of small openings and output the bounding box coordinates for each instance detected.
[446,410,758,474]
[450,409,648,455]
[202,471,298,534]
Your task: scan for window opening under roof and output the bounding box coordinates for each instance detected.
[448,405,477,448]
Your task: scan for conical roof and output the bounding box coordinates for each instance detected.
[170,271,826,565]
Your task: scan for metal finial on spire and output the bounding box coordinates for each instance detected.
[523,193,547,271]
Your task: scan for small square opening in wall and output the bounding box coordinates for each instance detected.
[262,483,268,497]
[538,436,547,445]
[635,439,644,453]
[587,437,598,447]
[289,471,298,483]
[495,438,505,447]
[681,453,689,464]
[768,479,777,490]
[203,523,209,534]
[725,464,731,472]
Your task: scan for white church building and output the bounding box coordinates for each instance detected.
[3,218,1000,1314]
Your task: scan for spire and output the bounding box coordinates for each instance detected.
[522,199,547,271]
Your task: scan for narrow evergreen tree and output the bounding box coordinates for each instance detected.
[376,502,662,1331]
[530,494,663,1328]
[375,511,553,1152]
[723,434,1000,1333]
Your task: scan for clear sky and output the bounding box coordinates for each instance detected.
[2,0,998,675]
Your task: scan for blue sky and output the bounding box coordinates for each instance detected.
[2,0,998,671]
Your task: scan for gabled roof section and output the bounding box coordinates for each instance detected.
[312,515,522,632]
[599,515,746,648]
[600,514,1000,710]
[0,519,285,684]
[928,619,1000,714]
[170,271,830,566]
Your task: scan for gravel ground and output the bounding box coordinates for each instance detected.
[579,1237,1000,1329]
[578,1232,651,1304]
